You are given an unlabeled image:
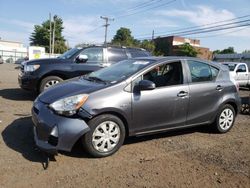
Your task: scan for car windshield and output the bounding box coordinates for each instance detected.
[59,48,81,59]
[86,59,154,83]
[225,64,237,71]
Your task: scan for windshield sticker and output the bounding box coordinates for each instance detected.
[133,61,150,65]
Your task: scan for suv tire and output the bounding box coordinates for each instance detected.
[39,76,63,93]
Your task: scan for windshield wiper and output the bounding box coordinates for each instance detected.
[87,76,109,84]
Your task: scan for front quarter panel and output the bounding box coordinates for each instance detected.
[82,83,132,131]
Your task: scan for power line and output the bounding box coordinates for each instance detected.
[190,26,250,39]
[115,0,177,19]
[134,18,250,40]
[163,19,250,37]
[134,14,250,38]
[111,0,162,16]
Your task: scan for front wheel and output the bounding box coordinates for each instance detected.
[82,114,126,157]
[214,104,236,133]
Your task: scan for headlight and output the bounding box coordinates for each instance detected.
[24,64,40,72]
[49,94,88,116]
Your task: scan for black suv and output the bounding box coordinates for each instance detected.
[18,46,151,93]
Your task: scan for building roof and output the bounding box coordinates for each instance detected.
[214,53,250,59]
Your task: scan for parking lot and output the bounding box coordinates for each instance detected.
[0,63,249,188]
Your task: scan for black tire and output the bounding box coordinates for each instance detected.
[39,76,63,93]
[214,104,236,133]
[82,114,126,158]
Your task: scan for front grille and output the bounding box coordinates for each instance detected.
[48,135,58,146]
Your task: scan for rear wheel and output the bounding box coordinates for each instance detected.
[82,114,126,157]
[214,104,236,133]
[39,76,63,93]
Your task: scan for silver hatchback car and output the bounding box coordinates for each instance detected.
[32,57,241,157]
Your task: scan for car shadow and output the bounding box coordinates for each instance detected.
[2,116,215,161]
[124,125,213,145]
[1,116,49,168]
[241,96,250,115]
[0,88,36,101]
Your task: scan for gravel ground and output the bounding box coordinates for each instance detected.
[0,63,249,188]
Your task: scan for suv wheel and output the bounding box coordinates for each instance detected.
[82,114,125,157]
[39,76,63,93]
[215,104,236,133]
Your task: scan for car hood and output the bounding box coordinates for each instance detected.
[38,78,107,104]
[25,58,70,65]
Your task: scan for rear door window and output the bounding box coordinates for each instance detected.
[79,47,103,64]
[187,60,213,82]
[107,48,127,63]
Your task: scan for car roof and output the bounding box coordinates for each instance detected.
[133,56,225,69]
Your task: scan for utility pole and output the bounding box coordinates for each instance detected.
[152,30,155,41]
[49,13,52,57]
[100,16,114,46]
[52,15,57,55]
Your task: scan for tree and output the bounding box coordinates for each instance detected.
[177,43,198,57]
[242,50,250,54]
[213,47,235,54]
[220,47,235,54]
[154,37,170,56]
[111,27,135,46]
[30,15,67,54]
[140,40,155,53]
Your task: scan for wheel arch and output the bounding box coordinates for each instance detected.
[92,110,130,137]
[36,73,67,91]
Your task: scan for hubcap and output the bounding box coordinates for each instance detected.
[92,121,120,153]
[44,80,60,89]
[219,108,234,130]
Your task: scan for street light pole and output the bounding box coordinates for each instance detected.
[49,13,52,57]
[52,15,57,55]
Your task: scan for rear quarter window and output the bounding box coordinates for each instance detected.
[187,60,213,82]
[211,66,219,81]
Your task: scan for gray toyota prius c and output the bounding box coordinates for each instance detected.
[32,57,241,157]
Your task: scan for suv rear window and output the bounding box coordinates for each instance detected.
[127,49,150,58]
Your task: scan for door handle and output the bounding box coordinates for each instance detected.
[177,91,188,97]
[216,85,223,91]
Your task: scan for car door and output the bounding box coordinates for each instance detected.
[70,47,105,77]
[235,64,248,86]
[131,60,189,134]
[185,60,222,125]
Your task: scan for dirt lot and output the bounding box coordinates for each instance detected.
[0,63,249,188]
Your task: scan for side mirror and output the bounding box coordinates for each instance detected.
[77,54,88,63]
[139,80,156,91]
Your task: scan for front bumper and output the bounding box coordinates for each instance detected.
[18,72,39,91]
[32,98,90,155]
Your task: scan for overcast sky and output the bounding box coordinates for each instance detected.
[0,0,250,52]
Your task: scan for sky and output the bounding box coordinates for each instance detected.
[0,0,250,52]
